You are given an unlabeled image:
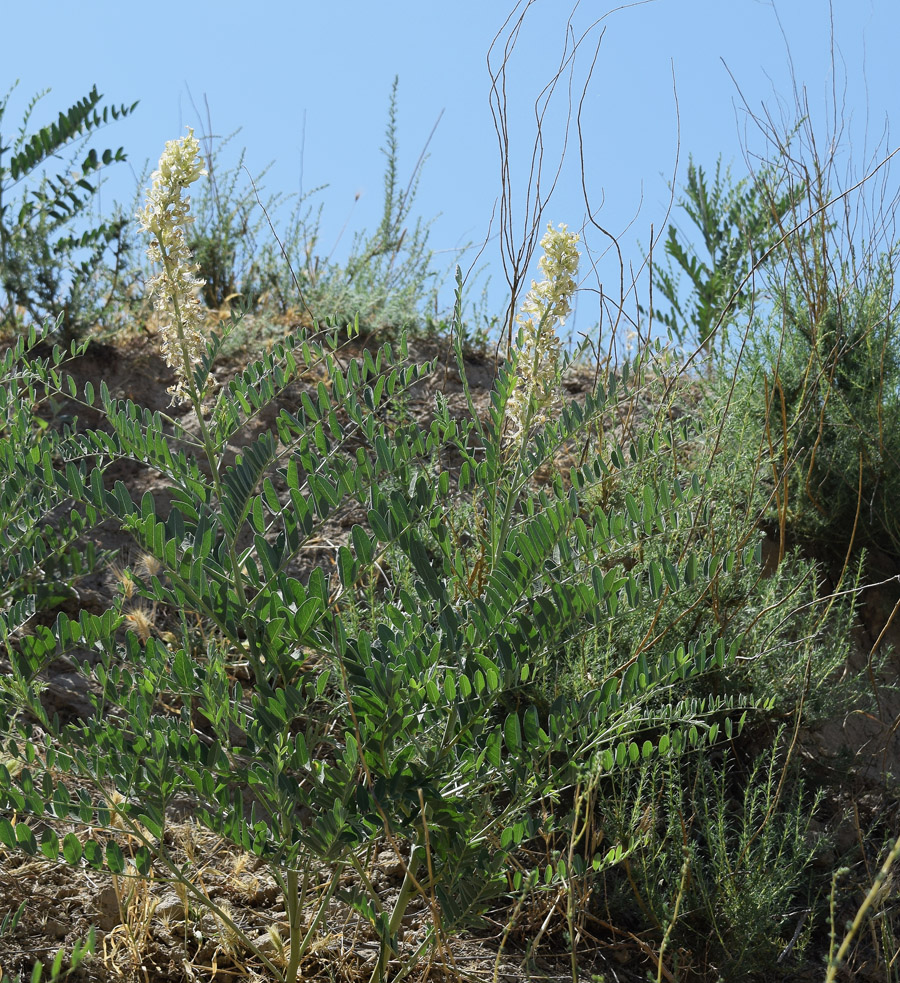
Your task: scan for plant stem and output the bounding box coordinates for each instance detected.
[825,831,900,982]
[370,839,422,983]
[657,849,690,983]
[157,240,265,679]
[284,867,301,983]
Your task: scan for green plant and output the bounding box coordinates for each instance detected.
[645,111,900,573]
[683,96,900,569]
[692,739,823,975]
[287,77,440,339]
[594,741,823,980]
[0,130,751,983]
[0,84,138,341]
[648,154,804,358]
[554,342,862,724]
[751,243,900,563]
[0,323,106,631]
[186,124,303,314]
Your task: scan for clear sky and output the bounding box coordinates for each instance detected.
[3,1,899,339]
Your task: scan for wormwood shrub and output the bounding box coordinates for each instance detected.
[216,76,440,343]
[595,740,823,979]
[0,134,757,982]
[295,77,439,341]
[748,253,900,562]
[528,351,862,978]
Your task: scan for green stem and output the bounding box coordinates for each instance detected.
[657,849,690,983]
[284,867,302,983]
[294,864,343,968]
[348,851,386,915]
[156,239,264,679]
[825,832,900,982]
[370,838,422,983]
[491,309,557,568]
[387,842,421,939]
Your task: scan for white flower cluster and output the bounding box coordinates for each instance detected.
[138,127,209,404]
[506,222,580,441]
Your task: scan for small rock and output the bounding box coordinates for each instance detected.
[252,928,286,958]
[95,885,121,931]
[154,893,187,921]
[43,917,68,939]
[241,881,279,906]
[376,850,406,882]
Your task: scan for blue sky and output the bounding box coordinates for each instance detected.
[3,1,899,340]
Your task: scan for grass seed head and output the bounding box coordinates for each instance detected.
[124,602,156,643]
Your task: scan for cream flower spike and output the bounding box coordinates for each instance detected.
[138,127,210,404]
[506,222,580,442]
